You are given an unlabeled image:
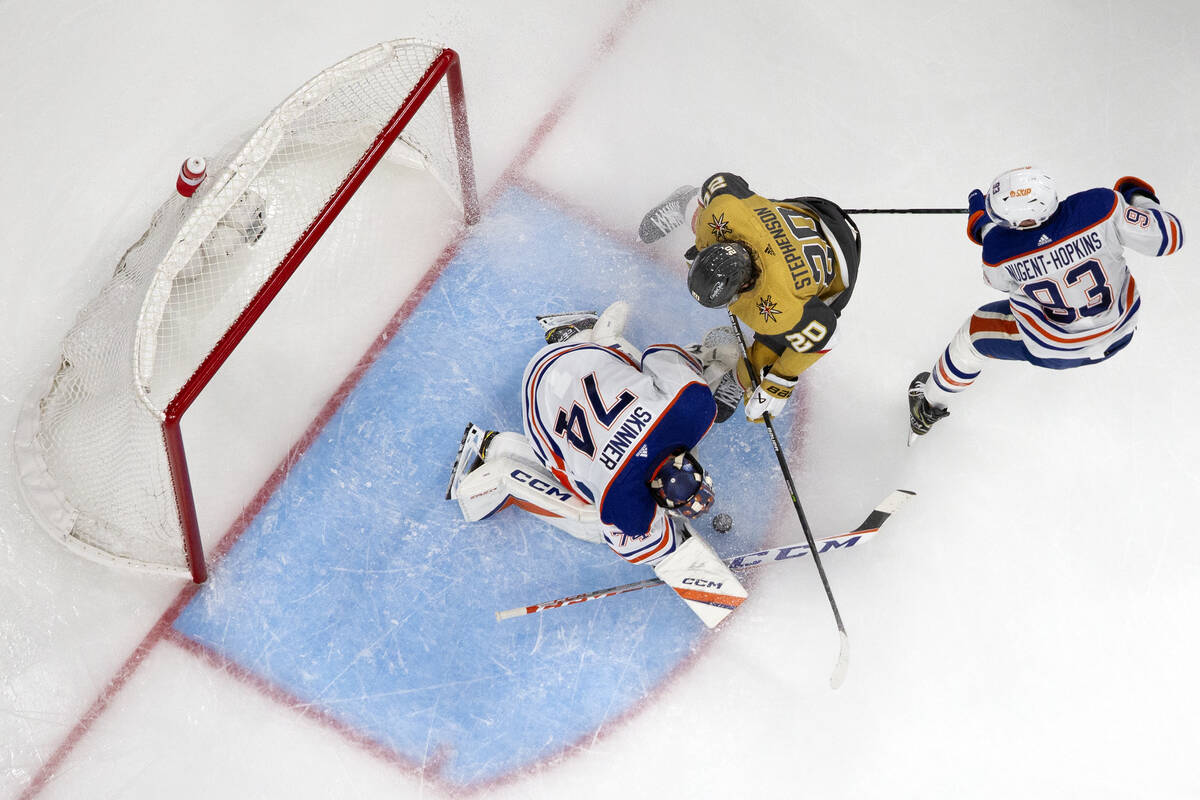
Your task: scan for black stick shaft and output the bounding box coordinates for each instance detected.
[728,314,847,638]
[843,207,966,214]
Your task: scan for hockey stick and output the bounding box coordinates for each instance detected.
[728,312,852,688]
[496,489,914,621]
[842,207,966,214]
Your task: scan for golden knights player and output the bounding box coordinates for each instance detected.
[642,172,861,422]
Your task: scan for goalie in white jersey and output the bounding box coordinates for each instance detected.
[447,301,749,627]
[909,167,1185,439]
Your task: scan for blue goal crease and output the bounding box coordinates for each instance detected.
[173,186,787,787]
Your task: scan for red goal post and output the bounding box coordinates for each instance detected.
[15,40,479,582]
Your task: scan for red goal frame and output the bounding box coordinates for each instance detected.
[163,48,479,582]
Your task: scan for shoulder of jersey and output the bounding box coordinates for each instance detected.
[701,172,755,202]
[984,187,1118,264]
[1058,187,1120,229]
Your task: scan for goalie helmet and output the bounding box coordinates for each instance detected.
[649,449,715,518]
[687,242,755,308]
[985,166,1060,230]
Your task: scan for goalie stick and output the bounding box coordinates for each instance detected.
[496,489,914,621]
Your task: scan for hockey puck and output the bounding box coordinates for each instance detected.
[712,512,733,532]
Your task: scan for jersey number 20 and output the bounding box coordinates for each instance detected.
[778,207,835,290]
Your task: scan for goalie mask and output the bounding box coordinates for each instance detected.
[649,449,715,518]
[985,166,1059,230]
[688,242,755,308]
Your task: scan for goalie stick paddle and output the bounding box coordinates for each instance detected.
[495,489,915,620]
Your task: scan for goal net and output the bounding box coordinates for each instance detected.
[14,39,479,582]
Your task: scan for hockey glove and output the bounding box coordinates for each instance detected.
[1114,176,1159,205]
[742,371,797,423]
[966,188,990,245]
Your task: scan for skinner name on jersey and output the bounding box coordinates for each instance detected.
[598,406,653,470]
[1003,230,1105,282]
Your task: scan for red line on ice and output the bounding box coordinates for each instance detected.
[19,1,813,795]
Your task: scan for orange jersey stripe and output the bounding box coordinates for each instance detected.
[969,315,1020,336]
[967,210,986,242]
[1011,277,1138,345]
[936,361,973,388]
[1011,306,1119,344]
[674,587,746,610]
[622,518,677,564]
[502,497,565,518]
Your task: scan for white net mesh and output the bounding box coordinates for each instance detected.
[14,39,472,577]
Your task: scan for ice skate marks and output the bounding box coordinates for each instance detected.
[172,187,788,790]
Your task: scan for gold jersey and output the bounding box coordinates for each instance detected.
[693,172,853,382]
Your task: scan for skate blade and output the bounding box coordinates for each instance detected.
[536,311,598,334]
[446,422,484,500]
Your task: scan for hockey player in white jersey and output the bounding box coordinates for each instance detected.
[909,167,1185,439]
[446,301,748,627]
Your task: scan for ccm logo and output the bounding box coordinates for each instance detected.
[682,578,723,589]
[511,469,572,501]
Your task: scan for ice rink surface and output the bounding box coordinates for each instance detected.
[2,2,1198,798]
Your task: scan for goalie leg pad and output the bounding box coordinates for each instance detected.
[653,532,748,628]
[455,450,605,544]
[588,300,629,343]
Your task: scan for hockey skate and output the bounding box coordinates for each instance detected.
[445,423,498,500]
[907,372,949,444]
[536,310,598,344]
[538,300,630,346]
[638,185,698,243]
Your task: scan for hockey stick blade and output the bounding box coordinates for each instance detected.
[831,631,850,690]
[496,489,916,621]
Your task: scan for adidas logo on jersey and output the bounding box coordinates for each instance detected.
[636,444,649,458]
[1037,234,1051,246]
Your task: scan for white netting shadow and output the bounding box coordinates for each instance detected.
[15,39,476,578]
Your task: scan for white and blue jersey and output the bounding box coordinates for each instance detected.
[521,340,716,565]
[978,187,1184,363]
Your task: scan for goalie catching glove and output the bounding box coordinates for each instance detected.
[685,325,742,422]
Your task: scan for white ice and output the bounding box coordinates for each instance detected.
[2,1,1199,798]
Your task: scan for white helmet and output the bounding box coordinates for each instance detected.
[985,166,1059,229]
